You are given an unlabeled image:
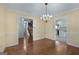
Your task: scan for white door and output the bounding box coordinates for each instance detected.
[18,17,25,38]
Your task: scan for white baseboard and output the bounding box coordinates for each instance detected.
[0,47,5,52]
[67,42,79,48]
[33,38,45,41]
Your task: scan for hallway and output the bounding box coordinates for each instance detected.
[4,38,79,55]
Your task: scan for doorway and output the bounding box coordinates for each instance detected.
[17,17,33,49]
[55,16,68,43]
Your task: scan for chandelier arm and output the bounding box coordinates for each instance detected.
[45,3,47,16]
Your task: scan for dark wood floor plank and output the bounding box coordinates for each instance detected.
[4,38,79,55]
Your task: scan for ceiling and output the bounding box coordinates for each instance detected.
[4,3,79,16]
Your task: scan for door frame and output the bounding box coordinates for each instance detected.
[54,16,69,43]
[16,16,33,42]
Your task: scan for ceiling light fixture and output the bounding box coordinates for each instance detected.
[40,3,53,23]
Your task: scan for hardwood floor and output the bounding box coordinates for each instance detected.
[4,38,79,55]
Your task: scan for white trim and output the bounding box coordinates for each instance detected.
[68,32,79,34]
[16,16,20,40]
[67,42,79,48]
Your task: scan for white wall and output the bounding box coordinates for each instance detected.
[45,19,55,40]
[0,4,6,52]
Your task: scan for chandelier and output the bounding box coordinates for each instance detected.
[40,3,52,22]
